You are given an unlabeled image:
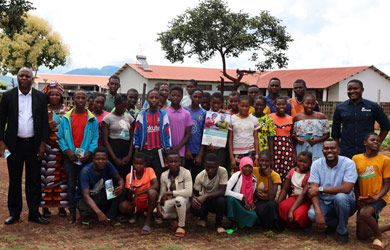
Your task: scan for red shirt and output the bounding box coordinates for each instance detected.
[71,112,88,148]
[143,110,161,150]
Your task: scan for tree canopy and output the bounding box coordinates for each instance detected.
[157,0,293,90]
[0,15,69,76]
[0,0,35,37]
[0,80,7,90]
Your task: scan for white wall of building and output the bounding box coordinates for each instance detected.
[337,68,390,102]
[117,67,148,94]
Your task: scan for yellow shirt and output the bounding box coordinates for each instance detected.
[249,106,270,115]
[253,167,281,200]
[353,153,390,204]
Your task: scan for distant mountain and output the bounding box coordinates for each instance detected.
[0,75,15,88]
[65,66,120,76]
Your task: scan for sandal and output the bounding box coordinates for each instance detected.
[226,227,238,235]
[68,215,76,224]
[197,220,206,227]
[217,227,227,235]
[42,208,51,218]
[175,227,186,237]
[141,225,152,235]
[372,238,389,249]
[58,208,67,217]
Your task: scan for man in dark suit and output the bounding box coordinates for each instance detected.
[0,67,50,225]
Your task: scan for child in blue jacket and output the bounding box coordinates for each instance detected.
[58,90,99,223]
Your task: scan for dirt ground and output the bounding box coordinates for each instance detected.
[1,156,390,250]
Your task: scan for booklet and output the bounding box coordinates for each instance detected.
[303,133,313,140]
[74,148,85,166]
[201,111,231,148]
[3,149,11,159]
[105,179,116,200]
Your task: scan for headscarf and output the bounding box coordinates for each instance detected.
[239,157,254,204]
[42,80,64,96]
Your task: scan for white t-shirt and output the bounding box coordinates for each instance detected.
[229,114,260,154]
[102,113,134,140]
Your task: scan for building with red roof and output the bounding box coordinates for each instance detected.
[116,60,390,102]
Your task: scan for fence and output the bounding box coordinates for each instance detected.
[319,102,390,120]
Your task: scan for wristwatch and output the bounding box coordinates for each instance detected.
[319,187,324,192]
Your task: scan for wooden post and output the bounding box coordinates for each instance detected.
[141,83,147,107]
[220,77,225,96]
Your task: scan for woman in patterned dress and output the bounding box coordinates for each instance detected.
[293,94,330,161]
[41,81,68,218]
[269,97,296,182]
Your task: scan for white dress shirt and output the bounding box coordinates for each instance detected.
[17,88,34,138]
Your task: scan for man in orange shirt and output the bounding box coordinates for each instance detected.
[288,79,319,116]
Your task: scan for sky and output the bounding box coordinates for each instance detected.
[31,0,390,75]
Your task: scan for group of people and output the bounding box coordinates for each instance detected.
[1,67,390,248]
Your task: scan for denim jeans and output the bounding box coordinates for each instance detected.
[64,157,83,216]
[308,193,356,235]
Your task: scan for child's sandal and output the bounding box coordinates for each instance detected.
[175,227,185,237]
[217,227,227,235]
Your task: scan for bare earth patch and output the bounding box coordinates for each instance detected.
[0,158,388,250]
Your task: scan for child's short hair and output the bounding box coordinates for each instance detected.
[167,150,180,158]
[190,88,204,96]
[294,79,307,88]
[94,92,106,100]
[229,91,240,98]
[203,92,211,99]
[365,132,379,141]
[248,85,259,90]
[303,93,316,102]
[146,89,159,98]
[133,151,146,162]
[170,86,184,95]
[205,153,218,164]
[114,94,128,105]
[254,95,266,104]
[239,95,251,103]
[188,79,198,87]
[94,146,108,156]
[127,88,139,97]
[211,92,223,102]
[274,96,287,104]
[259,149,272,161]
[298,150,312,163]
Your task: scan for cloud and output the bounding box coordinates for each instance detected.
[30,0,390,75]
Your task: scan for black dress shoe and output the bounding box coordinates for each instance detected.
[28,216,50,225]
[4,216,20,225]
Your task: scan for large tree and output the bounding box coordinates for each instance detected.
[158,0,293,90]
[0,15,69,76]
[0,0,35,37]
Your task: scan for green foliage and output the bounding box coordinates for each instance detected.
[0,80,7,90]
[0,15,69,75]
[0,0,35,37]
[157,0,293,90]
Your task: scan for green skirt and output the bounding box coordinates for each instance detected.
[226,196,258,227]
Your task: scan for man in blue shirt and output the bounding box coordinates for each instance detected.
[76,147,125,226]
[266,78,293,115]
[308,139,358,244]
[332,79,390,159]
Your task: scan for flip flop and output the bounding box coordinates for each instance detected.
[372,238,389,249]
[141,225,152,235]
[226,227,238,235]
[217,227,227,235]
[175,227,185,237]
